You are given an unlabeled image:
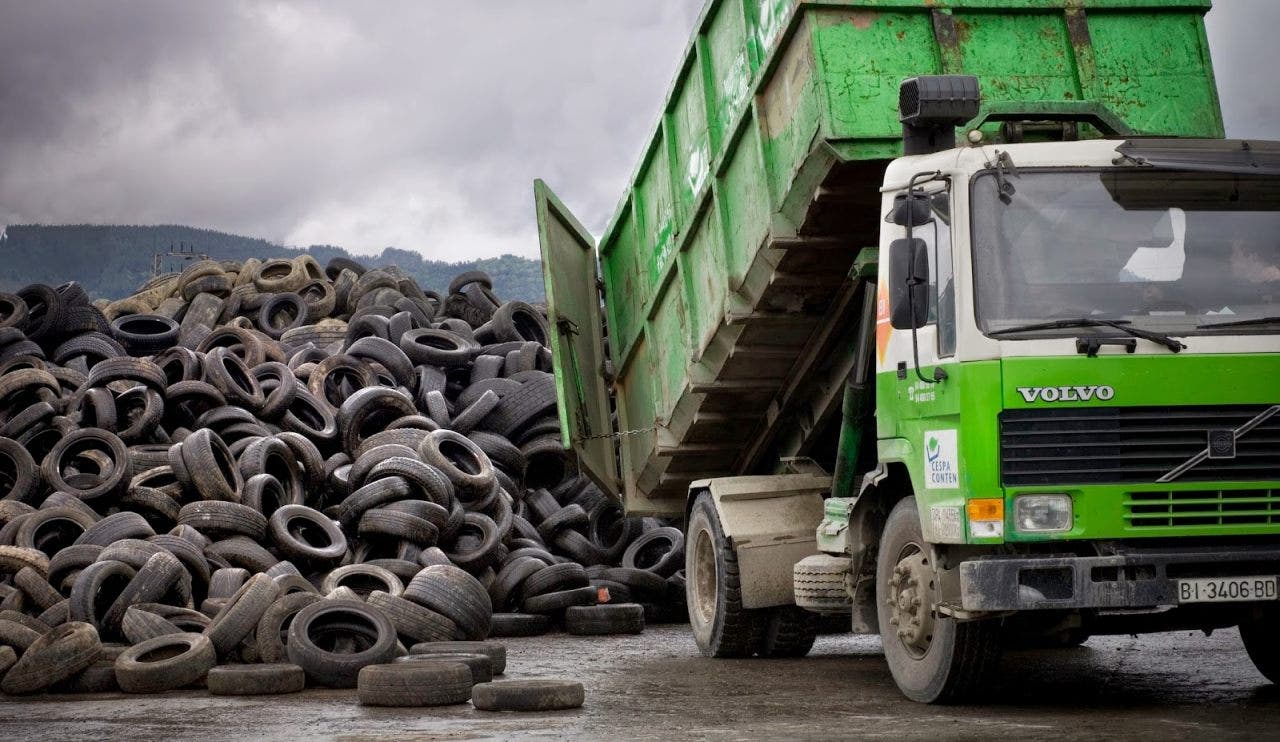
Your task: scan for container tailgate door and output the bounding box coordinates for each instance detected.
[534,180,619,497]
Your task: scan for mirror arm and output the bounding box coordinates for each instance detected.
[904,171,945,386]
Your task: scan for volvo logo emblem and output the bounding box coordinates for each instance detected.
[1159,406,1280,482]
[1016,385,1115,403]
[1207,429,1236,459]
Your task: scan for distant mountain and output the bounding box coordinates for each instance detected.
[0,224,546,302]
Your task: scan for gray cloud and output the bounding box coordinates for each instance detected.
[0,1,1273,262]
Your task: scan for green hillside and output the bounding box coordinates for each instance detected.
[0,225,546,302]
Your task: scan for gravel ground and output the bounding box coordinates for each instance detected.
[1,624,1276,741]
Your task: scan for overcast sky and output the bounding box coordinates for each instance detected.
[1,1,1275,261]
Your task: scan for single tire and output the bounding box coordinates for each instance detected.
[448,270,493,295]
[477,374,557,439]
[115,633,216,693]
[357,661,473,707]
[522,585,598,614]
[521,562,589,600]
[403,565,492,641]
[205,573,281,657]
[320,564,404,599]
[0,618,42,652]
[417,430,495,499]
[101,550,185,634]
[207,663,307,695]
[409,640,506,675]
[268,504,347,566]
[622,526,685,578]
[565,603,645,636]
[178,501,268,540]
[14,566,63,611]
[876,496,1000,704]
[286,599,401,688]
[110,314,180,355]
[0,621,102,695]
[686,492,762,658]
[367,590,457,644]
[489,557,546,612]
[793,554,853,614]
[471,679,585,712]
[489,612,549,638]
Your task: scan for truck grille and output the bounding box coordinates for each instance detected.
[1125,489,1280,528]
[999,405,1280,486]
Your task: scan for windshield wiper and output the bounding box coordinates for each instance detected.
[989,317,1186,353]
[1196,316,1280,329]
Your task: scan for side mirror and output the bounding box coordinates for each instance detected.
[889,238,930,329]
[887,192,934,227]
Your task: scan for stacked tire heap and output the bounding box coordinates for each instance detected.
[0,257,685,699]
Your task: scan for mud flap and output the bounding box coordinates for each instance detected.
[697,474,829,609]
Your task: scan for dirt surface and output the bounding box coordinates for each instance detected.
[1,624,1276,741]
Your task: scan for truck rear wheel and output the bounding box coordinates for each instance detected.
[1240,609,1280,683]
[686,493,762,657]
[876,497,1000,703]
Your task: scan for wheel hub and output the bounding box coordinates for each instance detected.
[886,551,935,657]
[692,529,716,625]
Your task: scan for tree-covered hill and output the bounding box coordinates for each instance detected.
[0,224,546,302]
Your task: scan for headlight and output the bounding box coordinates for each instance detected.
[1015,495,1073,533]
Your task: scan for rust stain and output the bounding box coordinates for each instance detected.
[954,20,974,44]
[848,11,877,31]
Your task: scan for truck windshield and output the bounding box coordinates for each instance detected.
[971,169,1280,338]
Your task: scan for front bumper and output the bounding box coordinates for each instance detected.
[959,545,1280,611]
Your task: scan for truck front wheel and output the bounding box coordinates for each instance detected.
[876,497,1000,703]
[1240,609,1280,683]
[686,493,762,657]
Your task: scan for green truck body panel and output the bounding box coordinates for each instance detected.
[536,0,1225,517]
[875,354,1280,545]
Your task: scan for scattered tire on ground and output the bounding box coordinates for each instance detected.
[471,678,586,712]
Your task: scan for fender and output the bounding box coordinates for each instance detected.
[687,474,829,609]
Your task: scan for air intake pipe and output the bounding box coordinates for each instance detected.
[899,75,981,156]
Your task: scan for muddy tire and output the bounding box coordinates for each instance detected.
[565,603,645,636]
[758,606,816,658]
[207,663,306,695]
[205,573,281,657]
[255,591,323,663]
[876,497,1000,704]
[471,679,584,712]
[793,554,853,614]
[1240,609,1280,684]
[408,640,506,675]
[686,493,762,658]
[286,599,400,688]
[0,621,101,695]
[357,661,473,707]
[395,651,491,683]
[489,612,549,638]
[115,632,217,693]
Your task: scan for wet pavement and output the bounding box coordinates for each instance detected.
[0,624,1276,741]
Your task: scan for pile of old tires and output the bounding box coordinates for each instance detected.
[0,256,684,698]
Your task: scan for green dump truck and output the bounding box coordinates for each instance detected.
[535,0,1280,702]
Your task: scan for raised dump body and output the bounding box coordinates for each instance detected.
[537,0,1223,516]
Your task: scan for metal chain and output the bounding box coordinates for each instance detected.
[573,426,658,443]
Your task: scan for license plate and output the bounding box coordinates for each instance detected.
[1176,576,1279,603]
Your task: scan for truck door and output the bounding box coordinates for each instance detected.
[533,180,620,498]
